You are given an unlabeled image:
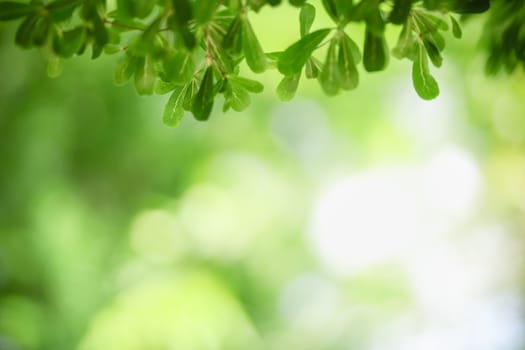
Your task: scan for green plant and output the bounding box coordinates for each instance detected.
[0,0,521,126]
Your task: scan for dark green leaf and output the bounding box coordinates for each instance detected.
[242,17,267,73]
[299,3,315,37]
[222,15,243,56]
[192,66,215,121]
[321,0,338,22]
[15,14,38,47]
[319,38,340,95]
[423,39,442,67]
[0,1,35,21]
[163,85,186,127]
[47,0,79,22]
[412,43,439,100]
[276,72,301,101]
[277,28,331,75]
[32,16,50,46]
[53,27,86,58]
[389,0,412,24]
[363,28,388,72]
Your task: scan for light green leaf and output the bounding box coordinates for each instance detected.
[319,38,340,96]
[305,56,321,79]
[47,55,63,78]
[229,76,264,93]
[412,44,439,100]
[163,85,186,127]
[392,21,415,59]
[339,33,359,90]
[277,28,331,75]
[242,17,267,73]
[299,3,315,37]
[276,72,301,101]
[114,54,138,86]
[134,56,156,95]
[226,83,251,112]
[162,51,194,83]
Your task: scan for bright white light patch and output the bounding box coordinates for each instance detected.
[308,168,421,275]
[421,146,482,219]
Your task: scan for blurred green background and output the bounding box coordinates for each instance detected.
[1,5,525,350]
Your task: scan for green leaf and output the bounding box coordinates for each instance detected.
[47,55,63,78]
[450,15,462,39]
[161,51,194,83]
[193,0,218,24]
[114,53,139,86]
[319,38,340,96]
[321,0,338,22]
[53,27,86,58]
[172,0,195,49]
[134,56,156,95]
[47,0,79,22]
[392,21,415,59]
[412,44,439,100]
[305,56,321,79]
[0,1,35,21]
[277,28,331,75]
[363,28,388,72]
[276,72,301,101]
[339,33,359,90]
[163,85,186,127]
[299,3,315,37]
[222,15,243,56]
[242,17,267,73]
[155,80,178,94]
[225,82,251,112]
[423,39,442,67]
[192,66,215,121]
[389,0,412,24]
[229,76,264,93]
[15,14,39,48]
[31,16,50,46]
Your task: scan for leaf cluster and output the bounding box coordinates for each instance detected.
[0,0,497,126]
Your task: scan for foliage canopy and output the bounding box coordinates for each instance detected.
[0,0,523,125]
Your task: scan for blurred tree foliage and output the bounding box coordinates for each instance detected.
[0,0,522,125]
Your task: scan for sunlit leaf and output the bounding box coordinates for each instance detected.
[242,17,267,73]
[319,38,340,95]
[412,43,439,100]
[276,72,301,101]
[299,3,315,37]
[163,85,186,127]
[277,28,331,75]
[339,33,359,90]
